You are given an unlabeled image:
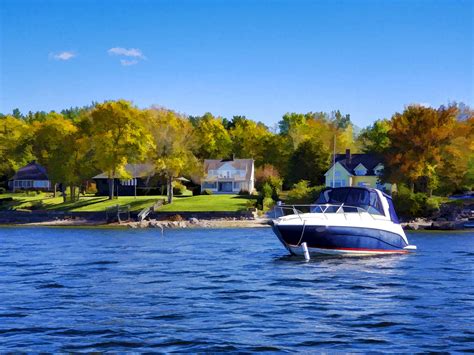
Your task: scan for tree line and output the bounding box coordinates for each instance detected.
[0,100,472,203]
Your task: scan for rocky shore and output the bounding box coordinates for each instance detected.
[402,202,474,231]
[125,217,271,229]
[16,216,272,229]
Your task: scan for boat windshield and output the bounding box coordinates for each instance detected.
[314,187,385,215]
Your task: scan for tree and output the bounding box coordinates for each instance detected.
[31,113,79,200]
[192,113,232,159]
[436,106,474,192]
[358,119,391,153]
[146,108,200,203]
[89,100,153,199]
[0,115,35,182]
[385,104,457,194]
[287,138,330,186]
[230,117,272,166]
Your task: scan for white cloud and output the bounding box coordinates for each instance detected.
[50,51,76,61]
[108,47,145,59]
[120,59,139,66]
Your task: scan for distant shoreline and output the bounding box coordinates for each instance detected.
[0,217,272,229]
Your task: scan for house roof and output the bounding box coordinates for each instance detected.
[203,158,254,181]
[332,153,384,176]
[93,163,155,179]
[11,161,49,181]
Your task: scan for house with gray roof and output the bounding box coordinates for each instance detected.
[92,163,159,196]
[9,161,52,191]
[201,158,254,194]
[324,149,395,193]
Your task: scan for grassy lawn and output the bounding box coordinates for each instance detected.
[0,192,255,213]
[158,194,255,212]
[0,192,164,212]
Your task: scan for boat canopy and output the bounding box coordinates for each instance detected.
[315,187,385,216]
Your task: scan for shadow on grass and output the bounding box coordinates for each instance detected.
[46,197,110,211]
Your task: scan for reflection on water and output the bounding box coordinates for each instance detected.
[0,227,472,352]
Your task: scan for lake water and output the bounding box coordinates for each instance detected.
[0,227,472,352]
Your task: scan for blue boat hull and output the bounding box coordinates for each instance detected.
[272,224,408,254]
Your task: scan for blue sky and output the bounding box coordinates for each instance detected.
[0,0,472,128]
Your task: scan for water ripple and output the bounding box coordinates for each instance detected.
[0,227,472,352]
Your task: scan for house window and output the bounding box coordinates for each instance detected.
[120,179,137,186]
[329,179,345,187]
[33,180,49,188]
[234,182,242,190]
[203,182,216,189]
[354,169,366,176]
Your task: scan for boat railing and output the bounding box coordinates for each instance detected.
[273,203,379,221]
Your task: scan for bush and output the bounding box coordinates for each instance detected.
[173,181,187,196]
[393,185,441,220]
[168,214,183,222]
[238,189,250,196]
[255,164,282,200]
[262,197,275,212]
[256,182,274,211]
[286,181,325,204]
[202,189,213,195]
[0,187,5,194]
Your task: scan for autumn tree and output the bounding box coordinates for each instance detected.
[0,115,35,183]
[436,105,474,193]
[90,100,153,200]
[146,108,200,203]
[385,104,457,194]
[31,113,79,200]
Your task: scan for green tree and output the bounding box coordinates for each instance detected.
[358,119,391,153]
[192,113,232,159]
[230,117,272,166]
[89,100,153,200]
[287,138,330,186]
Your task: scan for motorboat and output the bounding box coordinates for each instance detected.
[272,187,417,256]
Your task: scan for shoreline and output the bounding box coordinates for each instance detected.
[5,217,272,229]
[0,213,471,231]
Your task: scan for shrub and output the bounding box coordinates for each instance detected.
[255,164,283,200]
[173,181,187,196]
[256,182,274,211]
[425,197,440,216]
[286,181,326,204]
[238,189,250,196]
[202,189,213,195]
[0,187,5,194]
[168,214,183,222]
[392,185,441,220]
[262,197,275,212]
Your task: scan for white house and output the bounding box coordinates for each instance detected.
[324,149,395,193]
[201,158,255,194]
